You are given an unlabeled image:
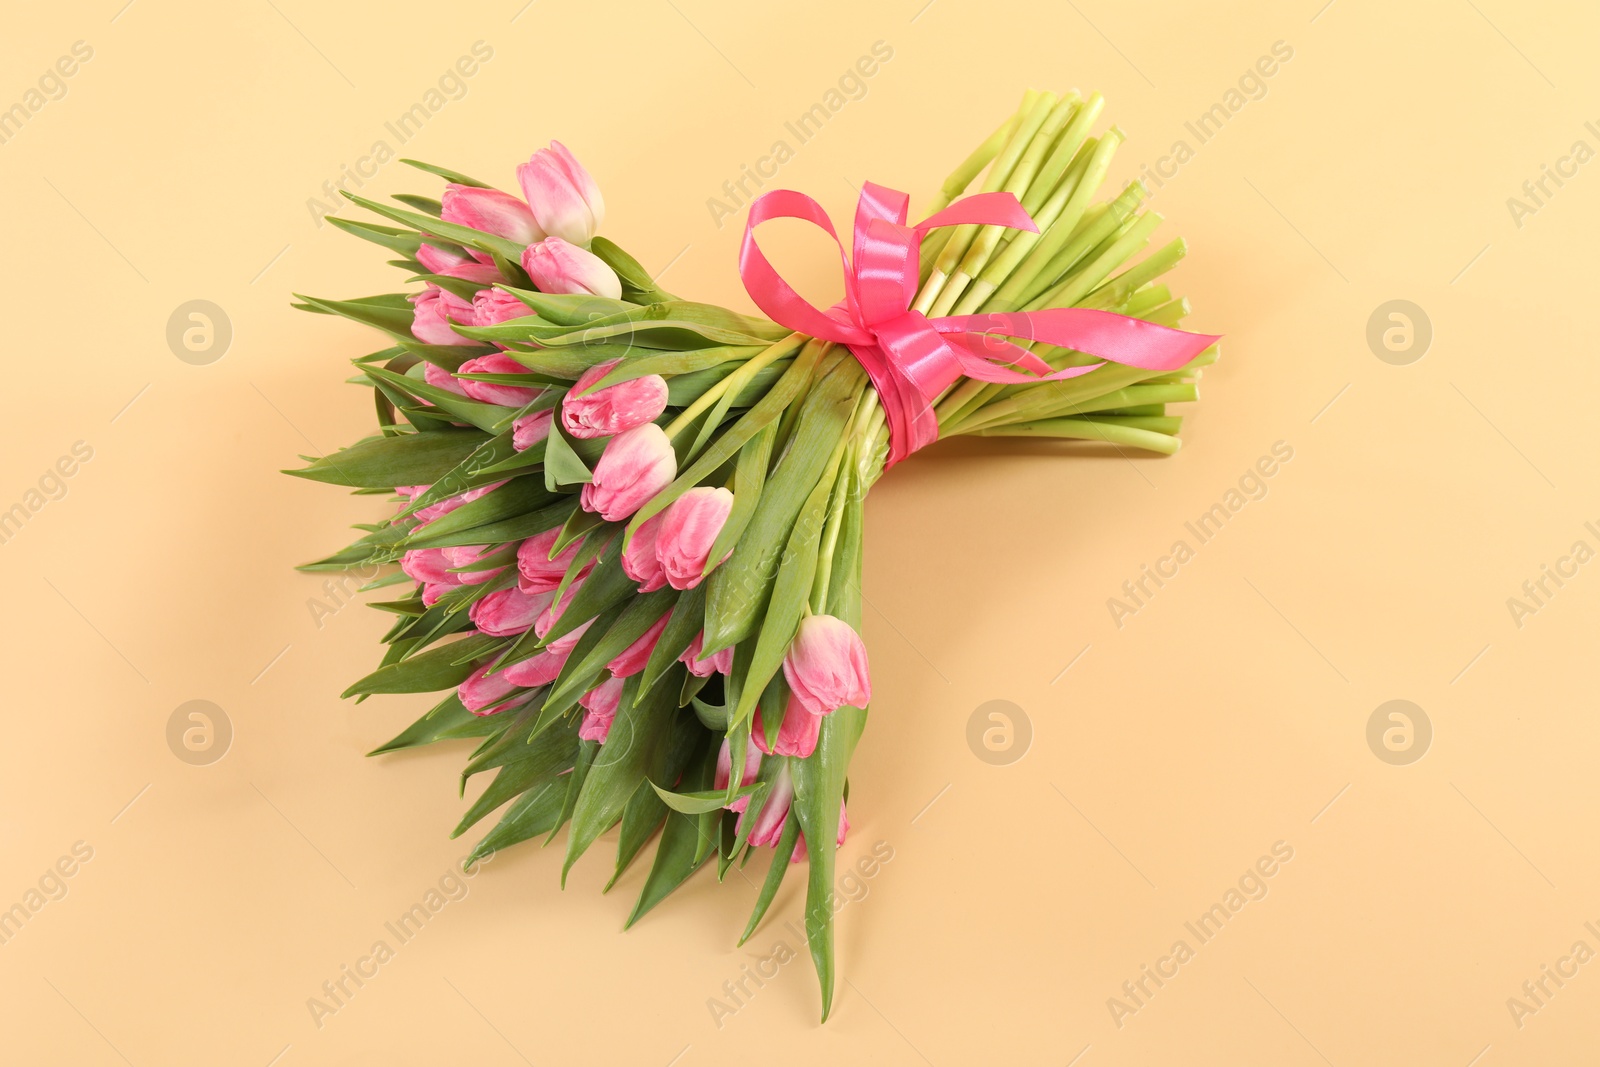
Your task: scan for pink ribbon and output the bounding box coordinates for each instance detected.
[739,181,1221,467]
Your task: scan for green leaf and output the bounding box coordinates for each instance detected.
[466,779,569,866]
[562,676,678,883]
[789,514,868,1022]
[364,365,512,434]
[606,712,703,891]
[648,781,755,815]
[367,693,500,754]
[492,287,634,326]
[342,633,504,697]
[626,736,720,927]
[295,292,417,340]
[400,158,492,188]
[728,437,845,728]
[393,193,442,216]
[703,421,774,574]
[325,217,425,256]
[548,739,599,847]
[591,236,675,303]
[451,715,581,838]
[286,429,490,488]
[738,811,803,945]
[543,423,592,489]
[341,191,527,263]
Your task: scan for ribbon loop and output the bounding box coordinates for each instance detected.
[738,183,1220,467]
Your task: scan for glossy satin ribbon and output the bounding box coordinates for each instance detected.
[738,181,1221,467]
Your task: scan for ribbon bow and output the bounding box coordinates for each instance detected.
[739,182,1220,467]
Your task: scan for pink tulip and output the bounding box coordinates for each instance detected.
[441,182,544,246]
[457,352,543,407]
[469,586,554,637]
[580,424,676,522]
[516,142,604,245]
[656,487,734,590]
[421,580,460,608]
[516,528,585,593]
[621,514,667,592]
[560,359,670,439]
[606,612,670,678]
[441,544,505,585]
[521,237,622,299]
[745,766,793,848]
[400,548,453,586]
[534,577,593,655]
[679,632,733,678]
[423,360,468,396]
[791,804,850,863]
[512,409,554,451]
[409,285,475,344]
[715,738,763,813]
[437,261,503,285]
[416,243,471,276]
[473,288,533,327]
[782,614,871,717]
[459,660,522,716]
[501,647,569,688]
[578,676,625,741]
[754,696,824,759]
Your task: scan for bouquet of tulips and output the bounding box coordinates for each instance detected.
[293,88,1218,1019]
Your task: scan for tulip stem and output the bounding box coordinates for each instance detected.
[812,387,874,612]
[662,333,804,441]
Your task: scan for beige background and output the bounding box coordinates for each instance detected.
[2,0,1597,1062]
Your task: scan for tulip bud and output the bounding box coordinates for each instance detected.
[423,360,469,397]
[473,288,533,327]
[409,285,473,345]
[781,613,871,716]
[716,738,763,813]
[457,352,544,408]
[516,528,585,593]
[656,487,734,590]
[606,612,670,678]
[469,586,555,637]
[754,696,824,759]
[441,544,506,585]
[400,548,453,586]
[420,580,460,608]
[745,766,794,848]
[580,424,676,522]
[578,676,625,741]
[437,261,503,285]
[458,660,521,716]
[534,577,593,655]
[561,359,670,439]
[679,631,733,678]
[621,514,667,592]
[512,409,554,451]
[500,647,569,688]
[416,242,471,276]
[516,142,604,245]
[441,182,544,246]
[521,236,622,299]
